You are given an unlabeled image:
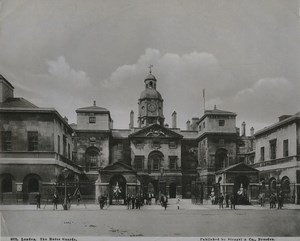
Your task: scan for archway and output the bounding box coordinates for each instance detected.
[109,175,126,205]
[215,148,228,171]
[169,183,177,198]
[234,175,250,205]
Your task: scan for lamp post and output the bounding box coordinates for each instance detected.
[62,167,69,210]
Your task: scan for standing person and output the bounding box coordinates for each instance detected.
[225,193,229,208]
[126,194,131,209]
[35,192,41,209]
[67,193,72,209]
[218,193,224,209]
[230,194,236,210]
[53,192,58,210]
[176,198,180,210]
[131,195,135,209]
[277,191,284,209]
[163,195,168,210]
[76,192,81,206]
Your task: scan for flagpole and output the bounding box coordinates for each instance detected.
[203,88,206,114]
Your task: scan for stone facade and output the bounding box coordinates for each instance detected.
[1,72,299,205]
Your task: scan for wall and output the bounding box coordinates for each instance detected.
[1,112,54,152]
[255,122,297,163]
[77,112,110,130]
[198,115,236,136]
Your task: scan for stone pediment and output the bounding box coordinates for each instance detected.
[217,162,259,174]
[129,124,183,139]
[102,161,135,172]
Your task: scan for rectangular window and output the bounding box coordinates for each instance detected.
[219,139,225,145]
[203,122,205,128]
[169,156,177,170]
[135,156,144,171]
[219,120,225,126]
[28,131,38,151]
[89,116,96,123]
[260,147,265,161]
[270,139,277,159]
[68,143,71,159]
[283,139,289,157]
[169,141,177,149]
[1,131,12,151]
[153,160,159,170]
[63,135,67,156]
[57,135,60,154]
[199,125,201,131]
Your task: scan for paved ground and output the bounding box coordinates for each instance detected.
[1,200,300,237]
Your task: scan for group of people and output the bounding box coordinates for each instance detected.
[125,195,143,209]
[35,191,82,210]
[268,191,284,209]
[210,193,236,209]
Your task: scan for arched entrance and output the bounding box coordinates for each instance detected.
[215,148,228,171]
[109,175,126,205]
[169,183,177,198]
[234,175,250,204]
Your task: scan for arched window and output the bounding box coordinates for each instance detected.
[281,177,290,194]
[28,178,39,192]
[269,178,277,192]
[2,177,12,192]
[148,152,163,171]
[86,147,100,168]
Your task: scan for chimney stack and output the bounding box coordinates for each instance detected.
[129,110,134,129]
[186,120,191,130]
[191,117,200,131]
[172,111,177,128]
[250,127,254,136]
[241,121,246,136]
[93,100,96,106]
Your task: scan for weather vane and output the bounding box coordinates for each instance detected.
[148,64,153,74]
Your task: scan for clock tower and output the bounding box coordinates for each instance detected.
[138,70,164,128]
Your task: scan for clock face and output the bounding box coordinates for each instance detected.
[147,103,157,112]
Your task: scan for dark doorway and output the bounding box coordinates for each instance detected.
[109,175,126,205]
[169,183,177,198]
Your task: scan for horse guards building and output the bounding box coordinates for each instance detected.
[1,71,299,205]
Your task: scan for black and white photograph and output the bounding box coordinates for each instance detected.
[0,0,299,240]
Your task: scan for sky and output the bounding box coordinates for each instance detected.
[0,0,299,134]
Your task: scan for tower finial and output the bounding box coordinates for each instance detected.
[148,64,153,74]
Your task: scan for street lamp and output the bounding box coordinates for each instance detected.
[62,167,69,210]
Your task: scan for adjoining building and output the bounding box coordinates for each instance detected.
[1,72,299,205]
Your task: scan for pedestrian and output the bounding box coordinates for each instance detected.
[126,194,131,209]
[270,193,276,209]
[35,192,41,209]
[67,193,72,209]
[53,192,58,210]
[131,195,135,209]
[162,195,168,210]
[230,194,236,210]
[176,198,180,210]
[155,195,159,205]
[225,193,229,208]
[277,191,284,209]
[259,193,265,207]
[218,193,224,209]
[76,192,81,206]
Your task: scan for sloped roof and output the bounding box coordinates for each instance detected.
[216,162,258,174]
[0,97,38,108]
[129,123,183,139]
[204,108,236,115]
[0,74,14,89]
[76,105,109,113]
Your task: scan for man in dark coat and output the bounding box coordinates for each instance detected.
[35,192,41,209]
[53,193,58,210]
[218,193,224,209]
[230,194,236,210]
[225,193,230,208]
